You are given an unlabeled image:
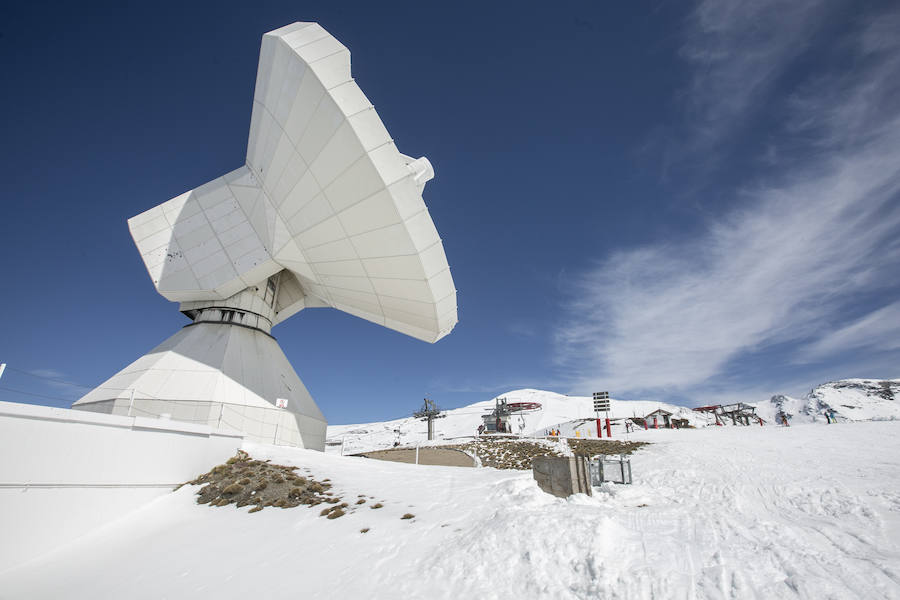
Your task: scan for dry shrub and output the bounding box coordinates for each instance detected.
[186,451,358,518]
[401,513,415,520]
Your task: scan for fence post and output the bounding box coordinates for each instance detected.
[273,422,279,445]
[415,443,419,465]
[217,403,224,428]
[127,389,135,417]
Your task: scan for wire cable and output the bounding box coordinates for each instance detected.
[0,385,76,403]
[2,366,95,389]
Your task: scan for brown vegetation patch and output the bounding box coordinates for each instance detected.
[187,450,368,515]
[441,437,650,470]
[566,439,649,457]
[443,439,566,470]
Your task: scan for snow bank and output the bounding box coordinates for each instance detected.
[3,423,899,599]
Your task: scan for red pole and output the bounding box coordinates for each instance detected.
[654,418,658,429]
[605,418,611,438]
[596,419,603,438]
[643,420,648,430]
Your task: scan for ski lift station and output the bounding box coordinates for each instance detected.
[692,403,764,426]
[480,398,542,433]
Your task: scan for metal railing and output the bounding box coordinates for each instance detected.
[589,454,633,485]
[75,398,306,446]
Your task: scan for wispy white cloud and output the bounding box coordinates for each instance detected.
[28,368,89,397]
[555,5,900,403]
[28,369,65,379]
[507,321,538,339]
[679,0,831,151]
[797,302,900,362]
[429,375,568,396]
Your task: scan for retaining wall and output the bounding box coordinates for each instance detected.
[0,401,243,572]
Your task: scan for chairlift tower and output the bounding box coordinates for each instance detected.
[413,397,445,441]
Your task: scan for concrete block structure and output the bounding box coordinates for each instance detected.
[74,23,458,450]
[532,456,593,498]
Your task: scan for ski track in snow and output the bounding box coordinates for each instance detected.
[1,423,899,599]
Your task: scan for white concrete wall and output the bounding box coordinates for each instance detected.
[0,401,244,573]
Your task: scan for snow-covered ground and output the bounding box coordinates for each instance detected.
[2,422,899,599]
[327,380,899,455]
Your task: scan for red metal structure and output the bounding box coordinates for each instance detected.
[505,402,542,412]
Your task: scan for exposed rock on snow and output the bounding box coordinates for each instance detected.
[755,379,899,424]
[186,450,353,515]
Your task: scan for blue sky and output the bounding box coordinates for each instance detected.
[2,0,898,424]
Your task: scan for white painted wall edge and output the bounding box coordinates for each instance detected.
[0,400,245,439]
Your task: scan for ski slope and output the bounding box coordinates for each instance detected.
[331,381,900,455]
[327,389,712,454]
[2,422,899,599]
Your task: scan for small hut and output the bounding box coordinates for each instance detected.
[644,408,673,429]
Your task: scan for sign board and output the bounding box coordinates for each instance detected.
[593,391,610,412]
[275,398,289,409]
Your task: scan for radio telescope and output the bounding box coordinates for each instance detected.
[73,23,458,450]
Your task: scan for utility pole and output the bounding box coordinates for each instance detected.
[413,397,445,441]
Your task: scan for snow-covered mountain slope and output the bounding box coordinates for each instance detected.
[327,389,712,454]
[4,423,900,599]
[754,379,899,424]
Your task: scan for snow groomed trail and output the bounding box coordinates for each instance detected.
[1,423,898,599]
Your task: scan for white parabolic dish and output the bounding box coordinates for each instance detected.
[129,22,457,343]
[73,23,457,450]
